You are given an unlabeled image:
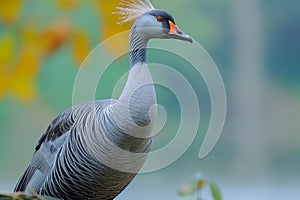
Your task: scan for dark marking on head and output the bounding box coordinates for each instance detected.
[147,9,175,30]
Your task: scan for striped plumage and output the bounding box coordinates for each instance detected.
[14,3,192,200]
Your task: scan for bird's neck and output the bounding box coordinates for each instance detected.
[129,24,148,68]
[109,24,156,139]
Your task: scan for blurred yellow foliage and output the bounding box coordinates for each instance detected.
[0,21,70,103]
[0,0,136,103]
[0,46,39,103]
[0,0,23,25]
[58,0,81,10]
[39,20,70,56]
[97,0,132,56]
[72,30,90,65]
[9,49,40,103]
[0,32,15,69]
[21,20,70,57]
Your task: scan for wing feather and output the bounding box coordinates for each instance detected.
[14,107,75,192]
[14,164,36,192]
[14,100,110,193]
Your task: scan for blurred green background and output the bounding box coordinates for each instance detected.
[0,0,299,199]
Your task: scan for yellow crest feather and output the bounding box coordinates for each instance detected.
[114,0,155,24]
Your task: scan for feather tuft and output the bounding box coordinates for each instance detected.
[113,0,155,24]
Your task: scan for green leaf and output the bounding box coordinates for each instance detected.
[209,182,222,200]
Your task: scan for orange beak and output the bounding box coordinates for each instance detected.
[168,20,193,43]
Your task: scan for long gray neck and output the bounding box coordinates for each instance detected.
[81,24,156,167]
[106,23,156,147]
[129,24,148,68]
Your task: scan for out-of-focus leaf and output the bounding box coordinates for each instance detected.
[0,19,70,102]
[9,48,40,103]
[0,0,23,25]
[21,20,69,57]
[72,30,90,65]
[0,31,15,69]
[57,0,80,10]
[39,20,70,56]
[210,182,222,200]
[178,182,198,196]
[96,0,132,56]
[0,72,9,99]
[197,180,206,189]
[178,179,206,197]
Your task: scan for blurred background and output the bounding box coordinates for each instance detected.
[0,0,299,199]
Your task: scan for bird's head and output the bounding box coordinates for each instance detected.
[134,9,193,43]
[115,0,193,43]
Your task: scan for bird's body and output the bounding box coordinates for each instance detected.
[14,1,192,199]
[15,99,152,199]
[15,62,156,200]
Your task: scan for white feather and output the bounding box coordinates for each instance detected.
[114,0,155,24]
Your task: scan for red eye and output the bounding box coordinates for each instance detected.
[157,16,163,22]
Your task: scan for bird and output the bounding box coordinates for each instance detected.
[14,0,193,199]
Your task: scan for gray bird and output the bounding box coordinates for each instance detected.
[14,1,192,199]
